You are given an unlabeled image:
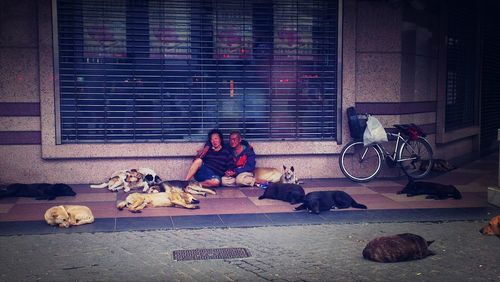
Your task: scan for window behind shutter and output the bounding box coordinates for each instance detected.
[55,0,339,143]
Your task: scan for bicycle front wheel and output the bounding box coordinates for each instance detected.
[339,140,382,182]
[398,137,433,179]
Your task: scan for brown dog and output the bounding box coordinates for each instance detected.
[254,167,282,183]
[44,205,94,228]
[116,187,200,212]
[362,233,435,263]
[480,215,500,237]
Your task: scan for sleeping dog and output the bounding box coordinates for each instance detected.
[254,167,282,183]
[398,179,462,200]
[480,215,500,237]
[44,205,94,228]
[150,180,217,196]
[363,233,435,263]
[0,183,76,200]
[258,183,305,204]
[91,168,161,193]
[117,187,200,212]
[295,191,367,214]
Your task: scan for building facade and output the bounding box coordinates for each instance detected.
[0,0,498,183]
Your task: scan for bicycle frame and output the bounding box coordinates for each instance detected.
[371,132,418,163]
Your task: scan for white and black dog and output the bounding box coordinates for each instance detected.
[281,165,301,184]
[90,168,161,193]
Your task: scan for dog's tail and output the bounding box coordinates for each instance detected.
[90,183,108,189]
[351,200,367,209]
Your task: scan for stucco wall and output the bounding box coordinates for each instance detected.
[0,0,479,184]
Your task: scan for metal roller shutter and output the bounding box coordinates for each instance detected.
[55,0,339,143]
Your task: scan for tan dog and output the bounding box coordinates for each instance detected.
[480,215,500,237]
[117,187,200,212]
[91,168,157,192]
[159,180,216,196]
[44,205,94,228]
[254,167,282,183]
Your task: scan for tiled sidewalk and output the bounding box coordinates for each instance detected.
[0,154,498,235]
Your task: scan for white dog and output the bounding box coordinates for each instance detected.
[280,165,301,184]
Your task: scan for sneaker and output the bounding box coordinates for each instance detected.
[255,182,269,189]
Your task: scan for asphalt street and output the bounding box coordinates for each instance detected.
[0,220,499,282]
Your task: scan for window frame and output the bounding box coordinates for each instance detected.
[40,0,344,159]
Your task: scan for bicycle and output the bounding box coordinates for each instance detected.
[339,118,434,182]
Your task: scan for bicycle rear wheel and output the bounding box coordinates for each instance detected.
[398,137,433,179]
[339,140,382,182]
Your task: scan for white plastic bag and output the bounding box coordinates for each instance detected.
[363,115,388,146]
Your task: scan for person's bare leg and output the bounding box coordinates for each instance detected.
[200,178,220,187]
[185,158,203,180]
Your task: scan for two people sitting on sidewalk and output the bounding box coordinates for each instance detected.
[185,129,257,188]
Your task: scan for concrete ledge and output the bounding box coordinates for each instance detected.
[487,187,500,207]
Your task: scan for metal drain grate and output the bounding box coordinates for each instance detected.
[173,247,251,261]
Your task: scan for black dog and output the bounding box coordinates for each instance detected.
[398,179,462,200]
[0,183,76,200]
[295,191,367,214]
[258,183,305,204]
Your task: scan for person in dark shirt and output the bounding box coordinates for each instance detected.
[185,129,234,187]
[221,131,257,187]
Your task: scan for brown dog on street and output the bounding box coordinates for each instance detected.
[44,205,94,228]
[479,215,500,237]
[362,233,435,263]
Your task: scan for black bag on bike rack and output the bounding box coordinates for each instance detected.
[346,107,367,140]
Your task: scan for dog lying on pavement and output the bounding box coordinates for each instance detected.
[117,186,200,212]
[254,167,282,183]
[258,183,305,204]
[480,215,500,237]
[398,179,462,200]
[294,191,367,214]
[44,205,94,228]
[362,233,435,263]
[154,180,216,196]
[0,183,76,200]
[90,168,161,193]
[420,159,456,172]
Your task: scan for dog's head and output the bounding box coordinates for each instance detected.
[143,174,162,187]
[117,193,147,212]
[147,185,163,193]
[45,205,71,228]
[398,178,416,194]
[480,216,500,236]
[282,165,296,182]
[179,190,200,204]
[52,183,76,197]
[125,169,144,183]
